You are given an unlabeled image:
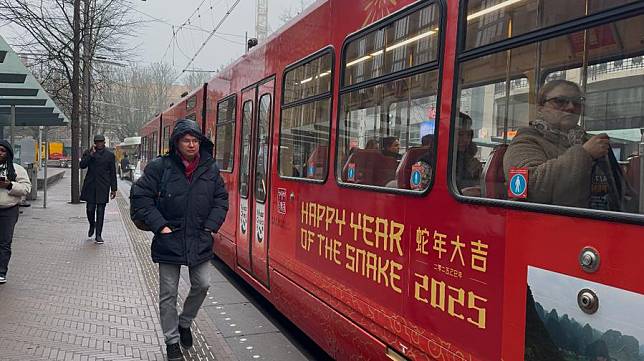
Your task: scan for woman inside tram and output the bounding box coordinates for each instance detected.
[503,79,634,211]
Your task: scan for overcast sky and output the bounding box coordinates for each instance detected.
[127,0,314,78]
[0,0,314,83]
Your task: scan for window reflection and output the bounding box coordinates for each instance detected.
[343,4,440,86]
[456,14,644,214]
[215,96,236,172]
[337,71,439,191]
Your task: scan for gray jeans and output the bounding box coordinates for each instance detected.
[159,261,210,345]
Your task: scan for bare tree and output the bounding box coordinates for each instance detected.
[97,63,177,140]
[0,0,139,202]
[182,70,212,91]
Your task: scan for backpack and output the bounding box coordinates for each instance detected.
[130,157,172,231]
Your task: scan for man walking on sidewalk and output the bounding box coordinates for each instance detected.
[130,119,229,361]
[80,134,117,244]
[0,140,32,284]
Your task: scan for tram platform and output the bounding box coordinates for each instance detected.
[0,170,319,361]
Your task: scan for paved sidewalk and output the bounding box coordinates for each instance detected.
[0,171,234,361]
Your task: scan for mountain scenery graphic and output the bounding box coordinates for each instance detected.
[525,297,644,361]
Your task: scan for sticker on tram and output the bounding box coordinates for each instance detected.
[239,200,248,234]
[277,188,287,215]
[525,266,644,361]
[307,163,316,178]
[410,163,423,190]
[347,163,356,182]
[508,167,528,199]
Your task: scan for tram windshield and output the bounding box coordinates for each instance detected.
[455,8,644,215]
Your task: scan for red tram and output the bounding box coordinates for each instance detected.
[139,1,644,360]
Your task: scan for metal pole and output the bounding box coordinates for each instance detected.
[10,105,15,149]
[639,130,644,213]
[44,127,49,208]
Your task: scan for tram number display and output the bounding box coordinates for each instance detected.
[298,201,490,330]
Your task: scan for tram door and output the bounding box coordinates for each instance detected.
[237,77,274,287]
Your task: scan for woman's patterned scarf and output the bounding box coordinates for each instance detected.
[530,118,586,146]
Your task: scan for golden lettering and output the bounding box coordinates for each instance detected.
[362,214,375,247]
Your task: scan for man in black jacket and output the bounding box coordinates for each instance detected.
[80,134,117,244]
[130,119,228,361]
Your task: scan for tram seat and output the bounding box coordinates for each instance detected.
[342,149,398,186]
[396,146,432,189]
[481,144,508,199]
[305,145,328,179]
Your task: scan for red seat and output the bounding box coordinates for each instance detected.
[396,146,432,189]
[305,145,328,179]
[342,149,398,186]
[481,144,508,199]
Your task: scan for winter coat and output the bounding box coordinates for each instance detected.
[0,140,32,208]
[504,126,632,211]
[80,148,117,204]
[130,120,229,266]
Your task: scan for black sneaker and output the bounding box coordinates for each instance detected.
[88,224,95,237]
[178,326,193,348]
[166,343,183,361]
[0,274,6,284]
[95,236,104,244]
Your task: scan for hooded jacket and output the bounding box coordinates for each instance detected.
[130,120,229,266]
[0,140,32,208]
[504,126,633,211]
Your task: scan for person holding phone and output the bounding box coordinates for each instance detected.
[80,134,117,244]
[0,140,32,284]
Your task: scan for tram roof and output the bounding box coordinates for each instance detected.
[0,35,69,127]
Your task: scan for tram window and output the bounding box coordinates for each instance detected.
[279,50,333,181]
[455,13,644,215]
[280,100,331,180]
[240,101,253,198]
[464,0,639,50]
[255,94,271,203]
[162,126,170,154]
[337,71,439,191]
[343,4,440,87]
[283,52,332,104]
[215,96,236,172]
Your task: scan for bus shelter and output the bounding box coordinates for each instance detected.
[0,35,70,207]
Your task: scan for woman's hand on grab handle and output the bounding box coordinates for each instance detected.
[583,133,610,159]
[160,227,172,234]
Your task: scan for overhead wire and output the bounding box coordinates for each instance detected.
[174,0,242,83]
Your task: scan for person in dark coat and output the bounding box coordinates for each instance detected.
[80,134,117,244]
[130,119,229,361]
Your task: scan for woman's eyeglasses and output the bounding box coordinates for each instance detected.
[544,95,585,108]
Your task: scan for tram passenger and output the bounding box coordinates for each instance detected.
[454,112,483,196]
[365,138,379,150]
[0,140,32,284]
[504,80,633,211]
[80,134,117,244]
[130,119,229,361]
[381,136,402,161]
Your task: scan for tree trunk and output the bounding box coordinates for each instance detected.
[71,0,82,203]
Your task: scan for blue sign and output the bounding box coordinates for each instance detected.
[347,166,355,181]
[411,170,422,186]
[509,173,527,197]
